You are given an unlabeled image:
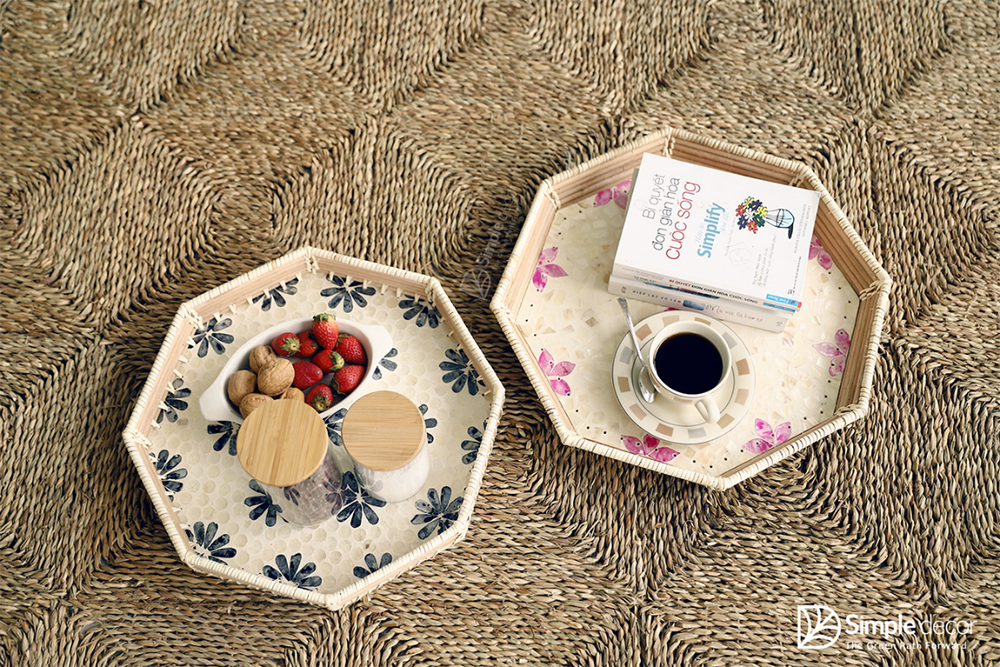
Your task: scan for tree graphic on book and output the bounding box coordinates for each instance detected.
[736,196,795,238]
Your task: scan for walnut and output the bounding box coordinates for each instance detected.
[256,358,294,396]
[278,387,305,402]
[227,370,257,406]
[239,393,272,418]
[248,345,278,374]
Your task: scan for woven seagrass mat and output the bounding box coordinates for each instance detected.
[2,0,999,664]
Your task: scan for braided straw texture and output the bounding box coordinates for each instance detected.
[2,0,998,664]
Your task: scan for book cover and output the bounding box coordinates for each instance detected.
[612,153,819,310]
[608,275,790,333]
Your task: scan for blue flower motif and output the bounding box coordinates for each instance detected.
[336,471,385,528]
[320,276,376,314]
[263,553,322,590]
[283,486,301,507]
[323,473,344,511]
[157,377,191,424]
[185,521,236,563]
[189,317,234,358]
[411,486,463,540]
[418,403,437,444]
[208,421,240,456]
[252,278,299,311]
[373,347,398,380]
[353,552,393,579]
[151,449,187,498]
[244,480,284,527]
[399,295,440,328]
[323,407,349,447]
[460,424,485,465]
[439,348,482,396]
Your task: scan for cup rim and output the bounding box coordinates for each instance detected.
[646,321,732,398]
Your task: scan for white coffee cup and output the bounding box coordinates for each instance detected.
[645,320,732,423]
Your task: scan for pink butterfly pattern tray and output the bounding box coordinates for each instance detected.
[509,186,858,483]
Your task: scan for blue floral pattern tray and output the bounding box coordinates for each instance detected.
[123,247,504,609]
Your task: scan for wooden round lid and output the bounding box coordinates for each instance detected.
[341,391,425,471]
[236,400,329,487]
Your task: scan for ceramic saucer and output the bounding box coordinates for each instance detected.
[611,311,756,445]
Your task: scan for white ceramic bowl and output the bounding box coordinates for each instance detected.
[198,316,392,423]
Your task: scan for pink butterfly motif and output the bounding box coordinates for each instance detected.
[622,433,679,463]
[744,418,792,454]
[539,348,575,396]
[533,247,568,291]
[594,180,632,209]
[813,328,851,376]
[809,234,833,271]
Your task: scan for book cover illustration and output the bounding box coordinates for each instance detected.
[735,196,795,238]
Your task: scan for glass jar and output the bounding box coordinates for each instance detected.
[236,400,343,527]
[342,391,429,503]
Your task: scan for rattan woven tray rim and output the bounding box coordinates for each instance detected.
[123,246,505,608]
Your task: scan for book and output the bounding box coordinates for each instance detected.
[611,153,819,312]
[608,274,790,333]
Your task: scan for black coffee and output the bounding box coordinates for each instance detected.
[653,332,723,395]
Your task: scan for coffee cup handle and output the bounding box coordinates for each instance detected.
[695,397,721,424]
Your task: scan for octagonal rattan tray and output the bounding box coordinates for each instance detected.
[491,128,890,489]
[123,246,504,609]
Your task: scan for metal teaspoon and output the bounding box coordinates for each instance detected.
[617,297,657,403]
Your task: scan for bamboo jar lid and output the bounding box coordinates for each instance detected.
[341,391,425,471]
[236,400,329,487]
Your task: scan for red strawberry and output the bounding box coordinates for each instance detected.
[305,384,334,412]
[332,364,365,394]
[311,313,340,350]
[293,332,319,358]
[313,348,345,374]
[335,334,367,366]
[271,332,300,357]
[292,360,324,389]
